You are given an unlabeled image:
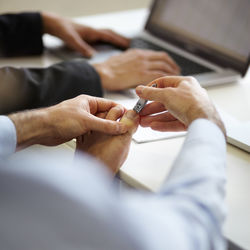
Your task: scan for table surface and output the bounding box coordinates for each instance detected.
[1,8,249,249]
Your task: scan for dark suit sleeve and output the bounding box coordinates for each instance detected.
[0,12,44,57]
[0,59,103,114]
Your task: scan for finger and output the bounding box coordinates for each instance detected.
[88,114,128,135]
[140,102,166,116]
[147,76,189,88]
[150,120,187,132]
[88,97,122,115]
[145,51,180,73]
[106,105,125,121]
[148,61,179,75]
[67,32,96,57]
[135,85,171,104]
[98,29,130,48]
[140,112,176,127]
[142,70,168,84]
[96,112,108,119]
[120,110,140,134]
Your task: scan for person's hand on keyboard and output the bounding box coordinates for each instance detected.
[42,12,130,58]
[93,49,180,91]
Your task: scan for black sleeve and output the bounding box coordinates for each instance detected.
[0,12,44,57]
[0,59,103,114]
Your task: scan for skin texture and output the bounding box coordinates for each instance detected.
[42,12,130,58]
[76,109,139,174]
[136,76,226,137]
[93,49,180,91]
[8,95,128,150]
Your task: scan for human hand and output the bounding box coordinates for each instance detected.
[76,109,139,174]
[136,76,226,136]
[42,12,130,58]
[93,49,180,91]
[9,95,128,149]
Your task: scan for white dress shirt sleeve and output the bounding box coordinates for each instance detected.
[0,115,17,157]
[0,119,227,250]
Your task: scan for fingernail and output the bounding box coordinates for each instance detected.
[136,85,145,95]
[125,110,138,120]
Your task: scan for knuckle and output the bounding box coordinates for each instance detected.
[159,63,169,71]
[104,28,112,32]
[155,72,166,79]
[137,52,145,59]
[112,105,123,113]
[185,76,196,83]
[78,94,87,99]
[129,48,140,53]
[158,51,169,58]
[140,60,148,69]
[139,69,147,78]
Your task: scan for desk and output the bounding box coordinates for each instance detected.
[1,8,249,249]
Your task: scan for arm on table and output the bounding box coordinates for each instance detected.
[0,119,226,250]
[0,60,102,114]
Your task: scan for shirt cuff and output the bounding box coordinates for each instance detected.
[187,118,226,144]
[0,116,17,157]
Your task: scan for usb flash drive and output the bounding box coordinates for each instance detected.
[133,83,157,113]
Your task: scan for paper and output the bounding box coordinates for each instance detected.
[217,107,250,151]
[117,99,186,143]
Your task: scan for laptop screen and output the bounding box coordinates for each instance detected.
[146,0,250,75]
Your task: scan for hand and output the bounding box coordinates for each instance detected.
[42,12,130,58]
[9,95,128,149]
[136,76,226,136]
[93,49,180,91]
[76,109,139,174]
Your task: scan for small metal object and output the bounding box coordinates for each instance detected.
[133,98,148,113]
[133,83,157,113]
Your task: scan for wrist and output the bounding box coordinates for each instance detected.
[8,109,52,149]
[41,12,60,35]
[92,63,113,90]
[187,106,226,138]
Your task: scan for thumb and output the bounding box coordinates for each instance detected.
[120,110,139,134]
[136,85,168,104]
[88,115,127,135]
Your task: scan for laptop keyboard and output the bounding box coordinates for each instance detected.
[130,38,213,76]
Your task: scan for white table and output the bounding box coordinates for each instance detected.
[1,8,249,249]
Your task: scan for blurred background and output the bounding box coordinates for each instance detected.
[0,0,151,17]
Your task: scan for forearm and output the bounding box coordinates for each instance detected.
[0,12,43,57]
[116,119,227,250]
[0,60,103,114]
[8,109,51,150]
[155,119,227,248]
[164,119,226,191]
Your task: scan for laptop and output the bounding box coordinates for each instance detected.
[128,0,250,87]
[49,0,250,87]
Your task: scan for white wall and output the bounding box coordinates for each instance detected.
[0,0,151,17]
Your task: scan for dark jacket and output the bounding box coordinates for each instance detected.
[0,12,103,114]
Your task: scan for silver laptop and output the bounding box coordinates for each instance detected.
[128,0,250,87]
[50,0,250,87]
